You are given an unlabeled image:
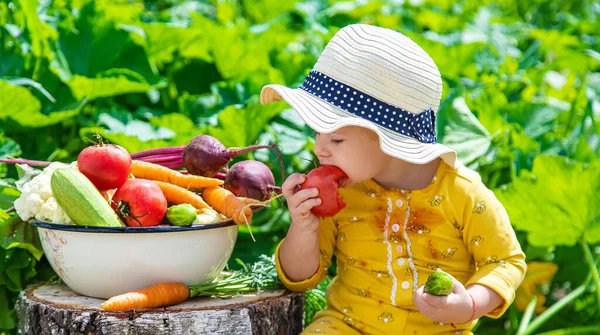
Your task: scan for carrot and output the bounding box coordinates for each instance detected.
[154,180,210,210]
[131,160,223,189]
[101,283,189,311]
[202,187,253,225]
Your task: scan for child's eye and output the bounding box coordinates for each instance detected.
[330,139,344,144]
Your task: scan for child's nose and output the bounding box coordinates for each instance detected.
[313,136,331,158]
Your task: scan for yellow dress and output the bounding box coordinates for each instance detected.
[275,161,527,335]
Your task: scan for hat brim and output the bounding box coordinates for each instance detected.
[261,84,459,168]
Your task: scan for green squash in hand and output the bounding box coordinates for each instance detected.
[424,271,453,296]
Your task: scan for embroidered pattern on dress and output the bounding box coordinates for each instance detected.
[442,247,458,258]
[429,195,445,206]
[378,312,395,323]
[473,201,487,213]
[401,196,419,291]
[383,197,398,306]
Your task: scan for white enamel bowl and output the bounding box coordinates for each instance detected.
[30,220,238,299]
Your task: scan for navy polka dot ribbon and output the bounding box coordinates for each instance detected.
[299,70,436,144]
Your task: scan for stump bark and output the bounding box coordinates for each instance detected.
[18,284,304,335]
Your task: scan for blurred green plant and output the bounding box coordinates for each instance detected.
[1,0,598,333]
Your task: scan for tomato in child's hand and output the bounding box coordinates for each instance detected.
[77,144,132,191]
[300,165,348,217]
[112,179,167,227]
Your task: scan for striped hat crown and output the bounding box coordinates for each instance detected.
[260,24,458,167]
[313,24,443,116]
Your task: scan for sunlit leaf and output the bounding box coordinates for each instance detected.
[80,113,200,154]
[438,96,492,165]
[68,73,153,101]
[0,81,81,127]
[506,103,562,139]
[208,97,284,147]
[495,155,600,246]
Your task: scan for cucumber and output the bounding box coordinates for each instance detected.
[51,168,125,227]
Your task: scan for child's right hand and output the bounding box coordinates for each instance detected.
[281,173,322,233]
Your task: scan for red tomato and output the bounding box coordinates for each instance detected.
[77,144,132,191]
[111,179,167,227]
[300,165,348,217]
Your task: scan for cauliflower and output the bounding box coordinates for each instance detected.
[14,162,78,224]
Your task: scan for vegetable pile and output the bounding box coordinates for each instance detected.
[4,135,284,228]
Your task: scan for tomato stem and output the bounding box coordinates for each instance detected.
[114,200,150,226]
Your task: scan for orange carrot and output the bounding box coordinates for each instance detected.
[202,187,252,225]
[154,181,210,210]
[131,160,223,189]
[101,283,189,311]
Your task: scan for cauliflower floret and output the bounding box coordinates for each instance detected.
[37,197,72,224]
[14,162,78,224]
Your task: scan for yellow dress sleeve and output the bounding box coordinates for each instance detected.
[275,216,337,292]
[462,182,527,318]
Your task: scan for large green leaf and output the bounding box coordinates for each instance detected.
[208,97,285,148]
[0,213,43,261]
[80,113,200,154]
[0,187,20,210]
[438,95,492,165]
[68,72,153,101]
[506,103,563,140]
[18,0,54,60]
[0,81,81,127]
[136,23,211,69]
[58,1,157,82]
[495,155,600,246]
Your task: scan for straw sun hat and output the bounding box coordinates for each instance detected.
[260,24,458,168]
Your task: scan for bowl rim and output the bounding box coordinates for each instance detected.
[29,219,236,233]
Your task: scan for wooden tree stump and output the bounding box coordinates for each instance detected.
[18,284,305,335]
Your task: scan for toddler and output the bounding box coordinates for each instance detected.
[260,24,526,335]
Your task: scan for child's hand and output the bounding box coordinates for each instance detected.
[282,173,322,233]
[413,270,475,324]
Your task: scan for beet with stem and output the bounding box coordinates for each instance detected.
[223,160,281,201]
[182,135,277,177]
[131,135,284,179]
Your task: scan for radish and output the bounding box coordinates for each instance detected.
[223,160,282,201]
[131,135,283,178]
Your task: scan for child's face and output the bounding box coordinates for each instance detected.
[314,126,390,184]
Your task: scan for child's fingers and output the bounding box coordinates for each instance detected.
[421,292,450,307]
[281,173,306,197]
[297,197,322,215]
[287,188,319,210]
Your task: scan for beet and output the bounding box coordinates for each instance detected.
[132,135,283,179]
[223,160,280,201]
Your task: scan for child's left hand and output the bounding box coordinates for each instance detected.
[413,270,474,324]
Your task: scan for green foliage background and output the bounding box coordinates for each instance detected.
[0,0,599,334]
